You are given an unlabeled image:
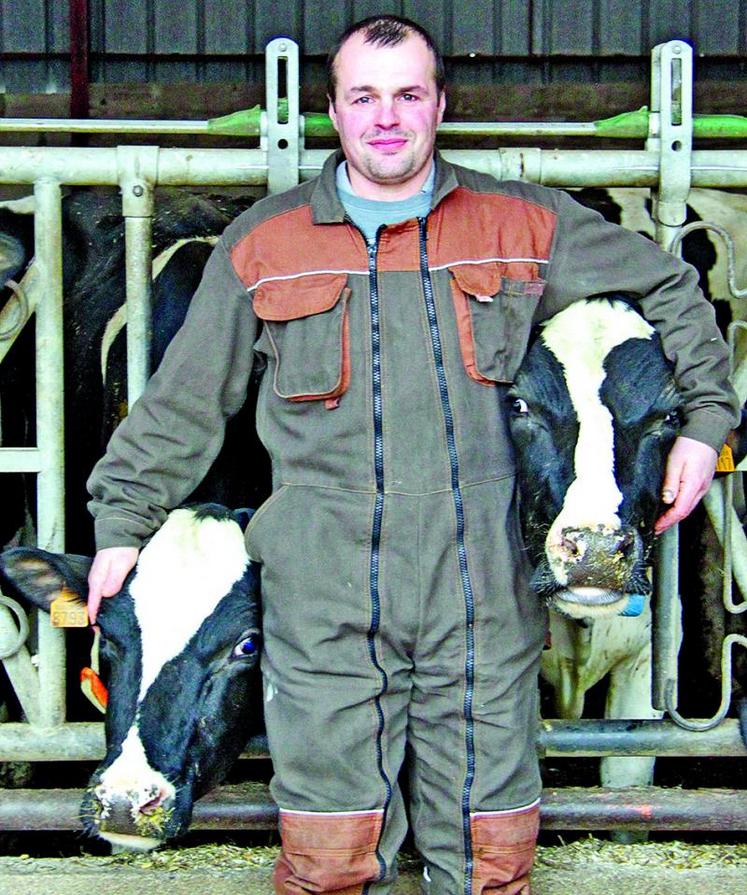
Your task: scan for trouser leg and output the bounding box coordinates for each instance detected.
[247,486,411,894]
[408,483,546,894]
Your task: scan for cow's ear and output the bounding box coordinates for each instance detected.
[0,547,92,614]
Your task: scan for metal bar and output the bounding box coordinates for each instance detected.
[0,447,42,472]
[537,718,747,757]
[652,527,681,713]
[703,482,747,612]
[265,38,300,194]
[1,720,744,762]
[0,148,746,190]
[0,263,40,365]
[1,784,746,832]
[69,0,90,122]
[3,112,747,140]
[0,600,40,723]
[32,179,66,728]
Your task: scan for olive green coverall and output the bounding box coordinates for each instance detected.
[89,152,739,894]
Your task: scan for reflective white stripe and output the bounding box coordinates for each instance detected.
[246,256,549,293]
[428,256,548,273]
[279,807,385,817]
[471,797,541,818]
[247,268,368,291]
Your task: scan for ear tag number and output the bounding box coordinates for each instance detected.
[50,587,89,627]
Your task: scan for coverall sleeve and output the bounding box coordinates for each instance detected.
[540,189,741,452]
[87,238,258,549]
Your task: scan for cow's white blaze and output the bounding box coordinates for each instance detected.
[97,725,174,806]
[129,509,249,700]
[541,301,654,582]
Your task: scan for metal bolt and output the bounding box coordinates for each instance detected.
[132,185,144,197]
[278,42,287,52]
[673,45,681,54]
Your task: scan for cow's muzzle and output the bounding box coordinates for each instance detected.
[80,781,179,850]
[536,523,650,618]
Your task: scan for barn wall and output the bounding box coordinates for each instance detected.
[0,0,745,93]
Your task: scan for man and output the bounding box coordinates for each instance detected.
[86,15,739,894]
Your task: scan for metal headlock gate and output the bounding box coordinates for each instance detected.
[0,38,746,835]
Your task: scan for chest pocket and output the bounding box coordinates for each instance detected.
[449,262,545,385]
[253,273,351,405]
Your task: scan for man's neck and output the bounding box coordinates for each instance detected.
[346,159,435,201]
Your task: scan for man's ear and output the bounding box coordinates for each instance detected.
[327,96,340,133]
[437,90,446,127]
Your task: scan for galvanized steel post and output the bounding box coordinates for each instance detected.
[117,146,159,403]
[265,38,300,194]
[32,178,66,727]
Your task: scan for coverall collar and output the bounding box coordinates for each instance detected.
[310,149,460,225]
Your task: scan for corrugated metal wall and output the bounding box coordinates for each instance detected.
[1,0,745,93]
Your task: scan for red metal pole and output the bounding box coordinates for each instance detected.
[69,0,90,122]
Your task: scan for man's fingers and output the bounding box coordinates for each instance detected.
[655,436,718,534]
[87,547,139,623]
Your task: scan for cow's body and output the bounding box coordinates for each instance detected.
[508,297,681,788]
[0,503,262,850]
[0,189,266,554]
[572,187,747,341]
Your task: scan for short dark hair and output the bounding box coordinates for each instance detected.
[326,15,445,104]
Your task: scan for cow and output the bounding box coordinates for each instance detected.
[507,296,682,795]
[0,502,262,851]
[0,188,268,556]
[571,187,747,361]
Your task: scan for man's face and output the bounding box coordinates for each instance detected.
[328,32,445,200]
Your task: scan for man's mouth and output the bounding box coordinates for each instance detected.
[368,137,408,152]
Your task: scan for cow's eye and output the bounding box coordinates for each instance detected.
[510,397,529,415]
[231,629,261,661]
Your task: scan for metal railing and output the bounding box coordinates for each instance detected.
[0,38,745,775]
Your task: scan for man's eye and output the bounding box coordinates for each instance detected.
[353,96,372,105]
[401,93,419,102]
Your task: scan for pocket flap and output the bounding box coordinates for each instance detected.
[450,262,545,299]
[450,263,503,299]
[254,272,348,321]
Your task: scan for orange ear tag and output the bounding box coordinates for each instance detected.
[50,586,89,628]
[80,667,108,713]
[716,443,736,474]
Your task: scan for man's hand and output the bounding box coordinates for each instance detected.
[654,436,719,535]
[87,546,139,623]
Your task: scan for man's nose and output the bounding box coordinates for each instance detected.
[375,98,399,128]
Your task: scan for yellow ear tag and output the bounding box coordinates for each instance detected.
[50,586,89,628]
[716,443,736,474]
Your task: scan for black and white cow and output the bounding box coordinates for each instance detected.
[0,188,268,555]
[508,296,682,788]
[0,503,262,850]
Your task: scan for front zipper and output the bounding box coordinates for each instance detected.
[364,227,392,888]
[418,217,477,895]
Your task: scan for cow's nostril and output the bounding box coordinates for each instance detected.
[139,788,168,816]
[561,530,583,559]
[616,530,635,555]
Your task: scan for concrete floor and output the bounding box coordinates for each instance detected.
[1,848,746,895]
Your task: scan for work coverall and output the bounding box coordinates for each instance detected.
[88,152,738,894]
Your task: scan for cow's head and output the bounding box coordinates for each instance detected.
[0,503,261,850]
[508,297,681,619]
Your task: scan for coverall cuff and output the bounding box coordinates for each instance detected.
[679,410,734,455]
[93,516,149,551]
